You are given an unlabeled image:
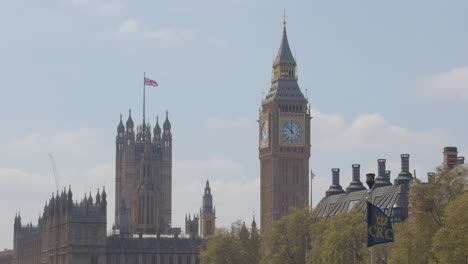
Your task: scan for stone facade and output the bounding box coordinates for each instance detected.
[0,250,12,264]
[13,189,107,264]
[115,111,172,235]
[259,21,311,233]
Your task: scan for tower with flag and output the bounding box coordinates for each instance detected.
[115,73,173,235]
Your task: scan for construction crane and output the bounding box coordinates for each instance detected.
[48,153,60,191]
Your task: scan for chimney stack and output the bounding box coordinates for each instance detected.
[332,168,340,185]
[401,154,410,172]
[325,168,345,196]
[385,170,391,182]
[346,164,366,192]
[395,154,413,186]
[374,159,392,188]
[352,164,360,182]
[443,146,458,169]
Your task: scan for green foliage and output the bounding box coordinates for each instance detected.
[262,208,311,264]
[200,220,260,264]
[431,191,468,264]
[389,166,467,263]
[308,209,368,264]
[322,209,367,264]
[388,213,440,264]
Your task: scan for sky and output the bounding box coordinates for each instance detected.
[1,0,468,249]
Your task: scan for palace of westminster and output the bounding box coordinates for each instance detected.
[6,18,467,264]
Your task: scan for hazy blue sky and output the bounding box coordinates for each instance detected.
[1,0,468,249]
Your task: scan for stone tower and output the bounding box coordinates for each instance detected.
[199,180,215,238]
[115,110,172,235]
[259,19,310,232]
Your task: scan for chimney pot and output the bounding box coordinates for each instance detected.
[366,173,375,189]
[401,154,410,172]
[378,159,386,177]
[332,168,340,185]
[352,164,360,181]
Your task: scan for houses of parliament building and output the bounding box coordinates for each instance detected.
[11,111,216,264]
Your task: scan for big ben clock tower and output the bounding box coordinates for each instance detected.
[259,18,310,232]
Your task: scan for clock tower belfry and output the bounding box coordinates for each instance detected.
[259,19,310,233]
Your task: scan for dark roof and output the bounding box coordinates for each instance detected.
[314,184,407,218]
[273,25,296,67]
[263,79,307,104]
[106,236,204,253]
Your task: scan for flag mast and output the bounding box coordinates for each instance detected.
[143,72,146,125]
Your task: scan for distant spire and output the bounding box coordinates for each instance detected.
[126,109,134,129]
[163,111,171,131]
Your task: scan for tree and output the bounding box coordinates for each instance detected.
[199,229,245,264]
[200,220,261,264]
[431,191,468,263]
[262,208,311,264]
[316,209,368,264]
[388,213,439,264]
[389,165,467,263]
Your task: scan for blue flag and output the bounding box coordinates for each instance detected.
[367,202,394,247]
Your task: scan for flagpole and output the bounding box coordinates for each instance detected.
[143,72,146,125]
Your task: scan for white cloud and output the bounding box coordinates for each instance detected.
[207,117,250,129]
[422,67,468,100]
[5,127,100,157]
[114,19,141,37]
[69,0,124,16]
[144,28,193,43]
[311,109,448,153]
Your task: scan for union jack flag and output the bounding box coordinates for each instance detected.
[144,77,158,87]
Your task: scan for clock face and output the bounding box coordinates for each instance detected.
[281,120,303,143]
[260,122,268,145]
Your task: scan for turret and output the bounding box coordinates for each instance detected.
[153,116,161,142]
[200,180,216,238]
[88,191,93,204]
[163,111,171,136]
[117,114,125,135]
[325,168,345,196]
[251,214,257,229]
[202,180,213,213]
[101,186,107,212]
[126,109,135,140]
[96,188,101,204]
[14,213,21,231]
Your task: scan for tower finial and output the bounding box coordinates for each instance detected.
[283,9,287,26]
